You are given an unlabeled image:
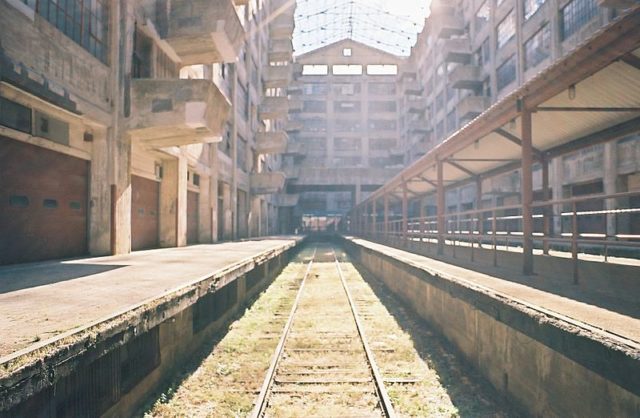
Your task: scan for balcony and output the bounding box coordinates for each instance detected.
[287,82,302,96]
[430,13,464,39]
[129,79,229,148]
[250,172,286,194]
[403,80,423,95]
[283,165,300,179]
[166,0,244,65]
[270,14,295,39]
[256,131,289,154]
[284,140,304,155]
[232,0,248,4]
[269,39,294,62]
[442,38,471,64]
[407,98,427,114]
[259,97,289,120]
[276,194,300,207]
[457,95,491,120]
[264,65,292,89]
[449,65,482,90]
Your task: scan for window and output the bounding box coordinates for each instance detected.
[366,65,398,75]
[524,25,551,70]
[367,119,396,131]
[370,138,396,150]
[447,110,457,134]
[343,48,352,56]
[35,0,109,63]
[368,101,397,113]
[475,1,490,31]
[334,137,361,152]
[303,83,329,95]
[435,91,444,110]
[303,118,327,132]
[561,0,598,40]
[303,100,327,113]
[482,38,491,66]
[332,83,361,95]
[368,83,396,95]
[334,101,361,113]
[524,0,546,20]
[335,119,362,132]
[133,29,152,78]
[496,10,515,49]
[497,55,517,91]
[302,65,328,75]
[0,98,32,134]
[332,65,363,75]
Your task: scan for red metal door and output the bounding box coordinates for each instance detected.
[131,175,160,251]
[0,136,88,265]
[187,190,199,244]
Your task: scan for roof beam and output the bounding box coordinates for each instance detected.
[494,128,543,158]
[448,158,521,162]
[546,114,640,158]
[445,159,476,177]
[536,106,640,112]
[620,53,640,71]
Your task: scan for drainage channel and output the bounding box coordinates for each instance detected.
[142,243,514,417]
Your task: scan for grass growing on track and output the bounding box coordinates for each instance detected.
[142,253,310,418]
[338,254,515,418]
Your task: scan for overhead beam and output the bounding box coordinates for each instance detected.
[448,158,521,162]
[621,53,640,71]
[445,159,476,177]
[494,128,543,158]
[536,106,640,112]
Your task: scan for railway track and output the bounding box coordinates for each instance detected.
[251,244,397,417]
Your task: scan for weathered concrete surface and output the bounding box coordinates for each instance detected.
[343,236,640,418]
[0,237,301,358]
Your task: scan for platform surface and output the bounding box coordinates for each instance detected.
[0,237,301,358]
[346,237,640,344]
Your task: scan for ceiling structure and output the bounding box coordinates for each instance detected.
[293,0,429,57]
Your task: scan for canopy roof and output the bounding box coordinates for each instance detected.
[353,7,640,207]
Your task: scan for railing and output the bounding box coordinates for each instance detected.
[354,191,640,283]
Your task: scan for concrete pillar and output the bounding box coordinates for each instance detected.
[110,137,132,255]
[222,182,233,240]
[355,181,362,205]
[231,64,238,240]
[604,142,617,237]
[211,146,219,242]
[521,110,534,275]
[476,177,483,236]
[89,128,111,256]
[198,174,212,243]
[159,154,188,248]
[437,160,446,254]
[372,199,377,237]
[551,156,564,234]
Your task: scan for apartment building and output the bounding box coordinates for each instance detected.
[284,39,405,230]
[0,0,296,265]
[401,0,640,234]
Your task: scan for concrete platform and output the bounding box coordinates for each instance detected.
[343,236,640,417]
[346,237,640,343]
[0,237,302,360]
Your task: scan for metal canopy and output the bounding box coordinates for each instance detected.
[354,7,640,209]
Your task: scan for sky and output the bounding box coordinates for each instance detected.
[293,0,432,57]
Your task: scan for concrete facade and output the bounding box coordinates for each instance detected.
[0,0,296,265]
[284,40,404,230]
[401,0,640,229]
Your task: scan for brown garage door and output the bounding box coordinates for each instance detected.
[131,175,160,251]
[187,190,199,244]
[0,136,89,265]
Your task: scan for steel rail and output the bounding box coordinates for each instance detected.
[250,246,317,418]
[332,249,397,418]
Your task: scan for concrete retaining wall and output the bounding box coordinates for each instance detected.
[343,237,640,418]
[0,242,299,418]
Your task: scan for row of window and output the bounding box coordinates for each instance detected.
[8,195,83,211]
[302,64,398,76]
[22,0,109,63]
[302,82,397,96]
[301,100,397,113]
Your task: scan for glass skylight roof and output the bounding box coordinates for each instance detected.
[293,0,430,57]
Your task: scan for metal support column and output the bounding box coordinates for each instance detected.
[384,193,389,239]
[372,199,377,238]
[402,182,409,243]
[521,110,534,275]
[437,160,446,255]
[542,157,551,255]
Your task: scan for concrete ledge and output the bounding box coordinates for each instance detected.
[342,236,640,417]
[0,238,303,415]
